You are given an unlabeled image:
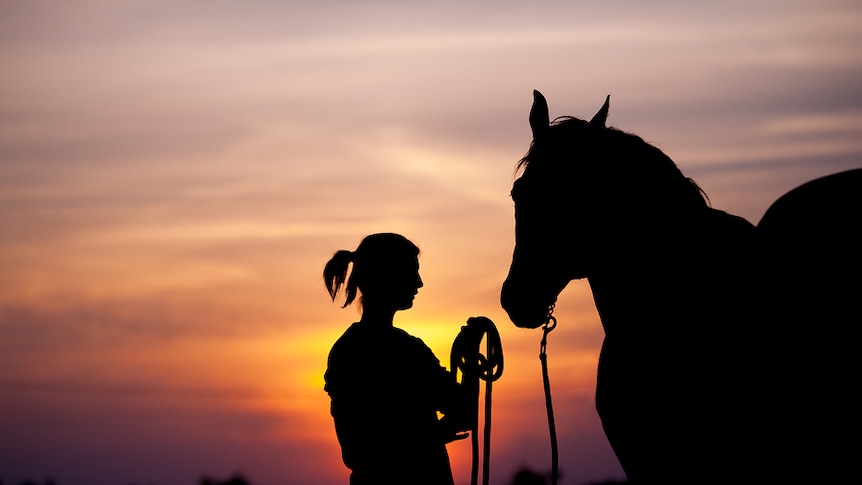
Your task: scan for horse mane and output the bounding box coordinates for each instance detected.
[517,117,710,212]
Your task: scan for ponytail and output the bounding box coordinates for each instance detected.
[323,250,358,308]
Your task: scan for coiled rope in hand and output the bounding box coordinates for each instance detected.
[450,316,504,485]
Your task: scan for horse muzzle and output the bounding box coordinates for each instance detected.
[500,277,557,329]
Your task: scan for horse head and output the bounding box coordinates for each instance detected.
[500,91,611,328]
[500,90,708,329]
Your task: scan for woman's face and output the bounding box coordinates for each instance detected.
[391,256,423,310]
[362,255,423,311]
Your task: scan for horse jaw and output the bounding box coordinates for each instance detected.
[500,268,571,329]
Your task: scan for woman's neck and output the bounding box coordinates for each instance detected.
[359,304,396,326]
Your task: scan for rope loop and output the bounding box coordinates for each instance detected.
[452,316,504,384]
[450,316,504,485]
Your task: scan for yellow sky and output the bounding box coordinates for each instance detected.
[2,1,862,484]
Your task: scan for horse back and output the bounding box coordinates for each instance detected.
[756,167,862,324]
[755,168,862,481]
[758,167,862,263]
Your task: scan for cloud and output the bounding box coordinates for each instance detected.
[0,300,239,350]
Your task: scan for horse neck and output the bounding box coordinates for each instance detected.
[585,206,758,338]
[585,203,701,268]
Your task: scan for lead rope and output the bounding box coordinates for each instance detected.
[451,316,504,485]
[540,307,559,485]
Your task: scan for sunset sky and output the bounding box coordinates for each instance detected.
[2,1,861,484]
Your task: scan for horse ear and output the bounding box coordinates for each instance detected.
[530,90,550,139]
[589,95,610,128]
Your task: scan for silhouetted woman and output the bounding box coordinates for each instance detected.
[323,233,468,485]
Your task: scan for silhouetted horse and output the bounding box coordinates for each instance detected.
[500,90,861,483]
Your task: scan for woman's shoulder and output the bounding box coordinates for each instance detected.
[391,326,430,346]
[330,322,436,357]
[391,327,443,367]
[328,322,362,351]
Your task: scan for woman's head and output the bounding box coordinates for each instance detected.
[324,233,423,310]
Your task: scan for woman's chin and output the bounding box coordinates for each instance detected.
[397,298,415,311]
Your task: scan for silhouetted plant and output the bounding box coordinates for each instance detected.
[199,473,250,485]
[16,479,54,485]
[510,467,550,485]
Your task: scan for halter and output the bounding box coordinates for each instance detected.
[539,305,559,485]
